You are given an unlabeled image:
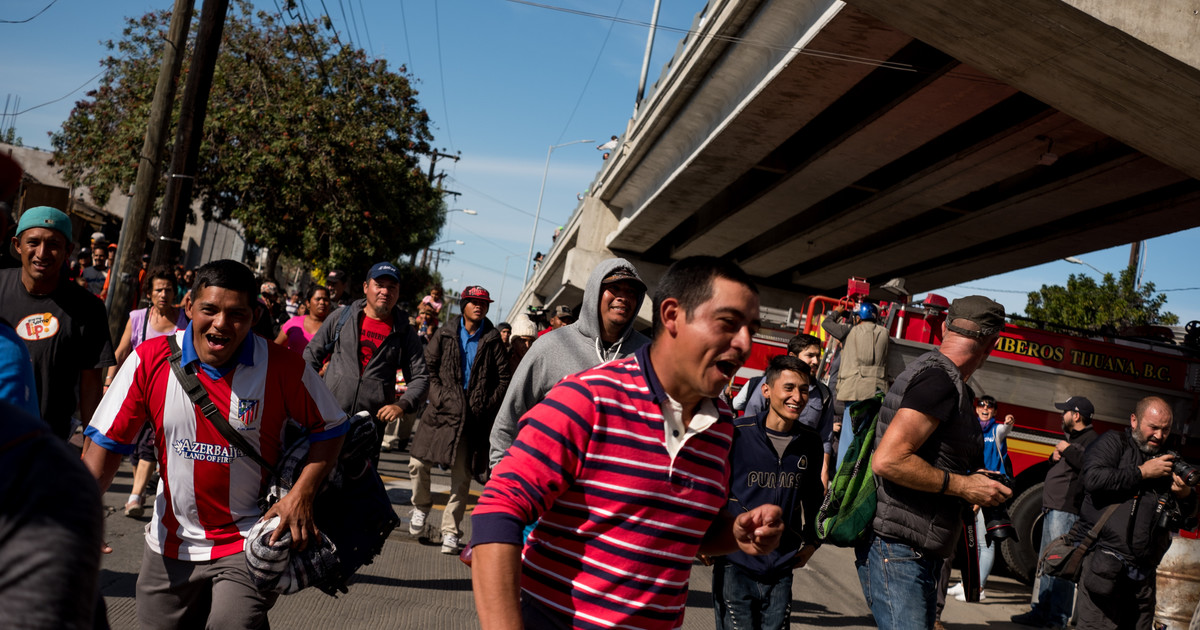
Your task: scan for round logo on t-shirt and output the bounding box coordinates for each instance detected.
[15,312,60,341]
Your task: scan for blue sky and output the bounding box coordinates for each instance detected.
[4,0,1198,325]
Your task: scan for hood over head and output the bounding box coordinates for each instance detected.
[573,257,647,345]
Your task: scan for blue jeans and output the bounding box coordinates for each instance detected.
[713,561,793,630]
[975,508,995,588]
[1031,509,1078,625]
[856,534,942,630]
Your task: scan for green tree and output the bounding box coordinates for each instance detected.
[1,127,22,146]
[1025,264,1178,333]
[51,3,445,277]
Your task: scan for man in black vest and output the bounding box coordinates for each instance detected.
[855,296,1012,630]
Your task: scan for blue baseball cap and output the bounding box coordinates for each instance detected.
[16,206,73,242]
[367,261,399,282]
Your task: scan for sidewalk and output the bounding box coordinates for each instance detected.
[98,447,1031,629]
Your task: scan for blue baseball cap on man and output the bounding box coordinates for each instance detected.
[367,261,400,282]
[16,206,73,242]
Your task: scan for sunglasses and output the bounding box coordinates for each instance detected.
[977,402,996,409]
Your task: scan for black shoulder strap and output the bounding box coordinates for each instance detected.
[1078,503,1122,549]
[323,305,355,357]
[166,335,278,477]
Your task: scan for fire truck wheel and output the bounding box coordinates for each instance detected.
[1001,481,1045,584]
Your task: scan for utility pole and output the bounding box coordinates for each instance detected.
[150,0,231,270]
[426,150,460,182]
[106,0,195,343]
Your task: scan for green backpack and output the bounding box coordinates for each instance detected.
[816,393,885,547]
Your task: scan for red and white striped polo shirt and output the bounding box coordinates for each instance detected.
[88,329,347,561]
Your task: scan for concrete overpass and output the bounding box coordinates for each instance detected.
[510,0,1200,324]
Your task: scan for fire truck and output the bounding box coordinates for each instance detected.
[738,279,1200,582]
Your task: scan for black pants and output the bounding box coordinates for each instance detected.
[1076,551,1156,630]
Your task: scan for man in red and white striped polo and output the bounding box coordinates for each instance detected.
[472,256,785,630]
[82,260,348,629]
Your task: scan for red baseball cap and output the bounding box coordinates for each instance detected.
[460,285,493,303]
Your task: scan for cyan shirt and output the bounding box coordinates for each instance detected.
[458,320,483,389]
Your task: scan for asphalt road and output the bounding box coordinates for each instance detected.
[96,447,1036,629]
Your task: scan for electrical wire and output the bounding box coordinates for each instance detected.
[499,0,1008,86]
[357,0,374,55]
[333,0,354,48]
[444,175,560,226]
[433,0,454,149]
[399,0,415,72]
[554,0,626,145]
[955,285,1031,294]
[0,0,59,23]
[13,69,105,115]
[345,0,363,52]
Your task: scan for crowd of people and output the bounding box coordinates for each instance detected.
[1,204,1196,630]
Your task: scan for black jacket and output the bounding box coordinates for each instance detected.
[411,317,511,475]
[724,411,825,579]
[1041,425,1099,514]
[1078,429,1198,568]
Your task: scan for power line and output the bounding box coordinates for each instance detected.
[333,0,354,48]
[345,0,363,52]
[357,0,373,54]
[433,0,454,149]
[13,69,106,115]
[451,221,523,256]
[500,0,1008,86]
[0,0,59,23]
[955,285,1030,294]
[444,175,559,226]
[1161,287,1200,292]
[398,0,415,72]
[554,0,626,144]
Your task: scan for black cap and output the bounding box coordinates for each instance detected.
[946,296,1006,338]
[1054,396,1094,418]
[601,266,646,292]
[326,269,347,284]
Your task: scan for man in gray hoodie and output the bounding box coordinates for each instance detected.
[488,258,650,469]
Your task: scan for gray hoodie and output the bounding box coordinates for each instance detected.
[488,258,650,468]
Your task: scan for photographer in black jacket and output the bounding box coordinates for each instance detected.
[1076,396,1197,629]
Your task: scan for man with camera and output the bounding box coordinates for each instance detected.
[1074,395,1197,629]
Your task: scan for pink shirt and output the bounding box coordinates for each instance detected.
[279,315,314,355]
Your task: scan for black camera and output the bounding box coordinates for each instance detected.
[1162,451,1200,487]
[974,471,1018,544]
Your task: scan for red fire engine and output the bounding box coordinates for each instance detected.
[737,278,1200,581]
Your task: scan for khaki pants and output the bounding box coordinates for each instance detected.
[135,543,278,630]
[408,437,472,538]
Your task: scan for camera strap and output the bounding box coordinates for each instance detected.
[958,510,982,602]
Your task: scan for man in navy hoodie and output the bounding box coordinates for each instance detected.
[714,354,825,629]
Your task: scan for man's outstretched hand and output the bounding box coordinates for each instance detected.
[732,504,784,555]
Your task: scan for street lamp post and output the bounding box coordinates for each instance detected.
[1064,256,1103,275]
[523,139,593,286]
[446,208,477,215]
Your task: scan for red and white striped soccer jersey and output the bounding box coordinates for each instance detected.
[89,330,347,561]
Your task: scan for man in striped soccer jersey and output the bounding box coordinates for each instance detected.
[82,260,348,629]
[472,256,785,630]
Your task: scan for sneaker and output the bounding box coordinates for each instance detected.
[933,622,947,630]
[954,588,984,602]
[409,509,427,535]
[1011,611,1051,627]
[946,582,964,597]
[441,533,462,554]
[124,499,144,518]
